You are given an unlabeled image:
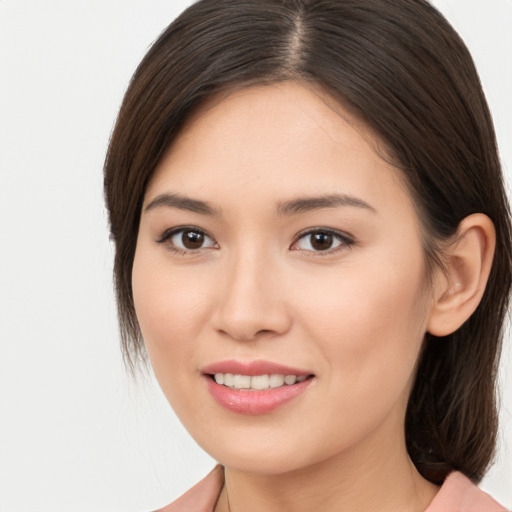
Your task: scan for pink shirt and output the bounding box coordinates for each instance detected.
[156,465,507,512]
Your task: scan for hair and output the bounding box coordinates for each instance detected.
[104,0,511,486]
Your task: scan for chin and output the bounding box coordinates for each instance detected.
[216,451,311,476]
[190,425,330,476]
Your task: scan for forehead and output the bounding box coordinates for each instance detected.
[145,82,411,216]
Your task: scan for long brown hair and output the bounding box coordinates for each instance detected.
[104,0,512,484]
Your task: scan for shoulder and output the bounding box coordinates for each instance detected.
[426,472,508,512]
[153,465,224,512]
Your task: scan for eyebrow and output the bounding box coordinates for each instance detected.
[276,194,376,216]
[144,192,376,217]
[144,193,219,216]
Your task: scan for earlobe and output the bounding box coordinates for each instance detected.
[427,213,496,337]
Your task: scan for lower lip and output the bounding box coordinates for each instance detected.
[205,376,313,415]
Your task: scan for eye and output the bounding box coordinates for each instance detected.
[157,227,217,252]
[291,229,353,253]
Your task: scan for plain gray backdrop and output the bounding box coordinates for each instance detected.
[1,1,511,510]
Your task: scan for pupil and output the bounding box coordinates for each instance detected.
[311,232,333,250]
[183,231,204,249]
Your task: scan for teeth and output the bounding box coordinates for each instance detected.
[251,375,270,390]
[269,374,285,388]
[233,374,251,389]
[213,373,309,390]
[284,375,297,385]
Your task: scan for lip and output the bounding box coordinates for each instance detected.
[201,360,315,415]
[201,359,312,377]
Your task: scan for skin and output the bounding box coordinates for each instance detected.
[132,82,444,512]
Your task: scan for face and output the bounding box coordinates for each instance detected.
[132,82,436,475]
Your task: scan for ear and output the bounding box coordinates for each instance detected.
[427,213,496,337]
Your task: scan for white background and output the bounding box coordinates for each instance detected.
[0,1,511,511]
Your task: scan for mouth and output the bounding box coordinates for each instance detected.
[209,372,312,390]
[201,360,315,414]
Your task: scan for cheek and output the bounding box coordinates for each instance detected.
[131,247,207,375]
[296,249,430,391]
[131,254,214,424]
[287,257,430,454]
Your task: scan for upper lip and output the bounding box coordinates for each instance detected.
[201,359,313,377]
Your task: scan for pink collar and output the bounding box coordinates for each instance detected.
[156,466,507,512]
[426,471,507,512]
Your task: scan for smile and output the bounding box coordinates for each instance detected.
[213,373,309,390]
[201,361,315,414]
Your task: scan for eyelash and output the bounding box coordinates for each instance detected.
[156,226,354,255]
[291,228,354,255]
[156,226,217,254]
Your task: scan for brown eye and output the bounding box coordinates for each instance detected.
[310,232,333,251]
[292,229,352,253]
[182,230,205,249]
[158,227,217,252]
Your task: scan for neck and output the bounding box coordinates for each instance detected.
[216,418,439,512]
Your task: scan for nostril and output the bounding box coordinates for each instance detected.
[255,329,273,336]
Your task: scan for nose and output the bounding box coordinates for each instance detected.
[211,249,292,342]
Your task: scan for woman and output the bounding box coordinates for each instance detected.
[104,0,511,510]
